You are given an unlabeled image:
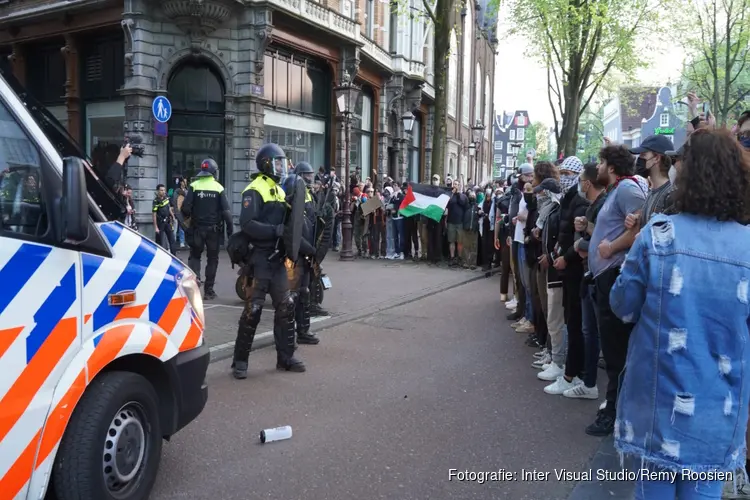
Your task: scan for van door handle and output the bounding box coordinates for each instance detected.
[108,290,137,306]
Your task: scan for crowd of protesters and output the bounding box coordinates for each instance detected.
[493,101,750,499]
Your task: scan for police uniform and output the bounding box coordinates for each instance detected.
[232,143,306,379]
[181,159,233,300]
[152,194,176,254]
[286,162,320,345]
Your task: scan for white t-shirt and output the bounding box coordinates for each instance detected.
[513,195,528,244]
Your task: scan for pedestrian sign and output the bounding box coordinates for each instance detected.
[152,96,172,123]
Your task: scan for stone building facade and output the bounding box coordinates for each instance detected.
[0,0,497,234]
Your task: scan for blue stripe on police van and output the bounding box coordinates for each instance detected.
[82,254,105,287]
[91,240,157,332]
[0,243,52,317]
[100,222,124,247]
[25,264,77,363]
[148,274,178,325]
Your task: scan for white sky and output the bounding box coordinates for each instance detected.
[493,32,687,128]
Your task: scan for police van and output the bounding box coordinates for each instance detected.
[0,71,209,500]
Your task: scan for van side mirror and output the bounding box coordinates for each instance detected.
[61,156,89,242]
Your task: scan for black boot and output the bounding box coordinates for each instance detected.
[204,288,217,300]
[231,303,262,379]
[275,295,306,372]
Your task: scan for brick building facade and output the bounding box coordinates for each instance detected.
[0,0,497,234]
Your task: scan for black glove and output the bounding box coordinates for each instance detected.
[275,224,285,238]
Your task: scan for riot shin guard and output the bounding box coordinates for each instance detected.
[232,303,263,379]
[275,292,306,372]
[296,287,319,345]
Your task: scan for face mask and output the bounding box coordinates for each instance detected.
[635,156,649,177]
[486,188,492,196]
[668,166,677,185]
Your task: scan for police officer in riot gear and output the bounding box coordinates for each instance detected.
[181,158,233,300]
[287,161,320,345]
[232,143,306,378]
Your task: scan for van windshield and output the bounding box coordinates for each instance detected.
[0,69,125,222]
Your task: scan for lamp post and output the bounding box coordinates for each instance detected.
[510,142,522,171]
[467,143,476,183]
[401,111,415,182]
[471,120,485,181]
[333,74,362,262]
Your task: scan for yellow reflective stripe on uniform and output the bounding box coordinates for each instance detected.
[190,177,224,193]
[153,198,170,212]
[305,189,312,203]
[244,174,286,204]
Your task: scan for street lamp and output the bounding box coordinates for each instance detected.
[510,142,522,171]
[401,111,415,183]
[471,120,485,181]
[333,74,362,262]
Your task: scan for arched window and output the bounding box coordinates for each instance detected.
[448,30,458,117]
[461,8,472,126]
[474,63,481,123]
[484,75,491,139]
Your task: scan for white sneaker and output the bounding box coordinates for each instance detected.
[533,349,547,359]
[510,319,525,329]
[563,383,599,400]
[599,400,607,410]
[532,353,551,369]
[505,299,518,310]
[537,363,564,381]
[544,376,582,395]
[397,253,404,260]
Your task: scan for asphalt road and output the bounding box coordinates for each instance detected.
[150,276,607,500]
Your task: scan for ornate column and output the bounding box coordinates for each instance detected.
[376,76,389,189]
[61,35,81,144]
[8,43,25,86]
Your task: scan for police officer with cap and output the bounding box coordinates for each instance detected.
[232,143,306,378]
[287,161,321,345]
[181,158,233,300]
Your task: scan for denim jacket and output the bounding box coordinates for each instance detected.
[610,213,750,473]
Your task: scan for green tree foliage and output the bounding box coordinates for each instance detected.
[576,105,605,162]
[508,0,666,157]
[679,0,750,126]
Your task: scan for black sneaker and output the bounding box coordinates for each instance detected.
[204,289,217,300]
[525,335,541,348]
[507,311,523,321]
[585,410,615,436]
[231,360,248,379]
[297,332,320,345]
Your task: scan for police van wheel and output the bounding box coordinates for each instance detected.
[53,371,162,500]
[235,275,248,301]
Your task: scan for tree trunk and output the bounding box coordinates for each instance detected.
[430,0,454,181]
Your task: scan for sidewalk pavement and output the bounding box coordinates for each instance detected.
[183,249,498,361]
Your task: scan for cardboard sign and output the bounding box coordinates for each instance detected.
[361,196,384,216]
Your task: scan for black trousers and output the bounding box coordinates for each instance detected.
[563,268,585,380]
[404,217,419,257]
[187,225,220,290]
[529,265,548,345]
[156,220,176,254]
[288,258,312,334]
[594,266,634,415]
[427,220,442,263]
[511,241,526,316]
[500,240,511,295]
[235,250,296,363]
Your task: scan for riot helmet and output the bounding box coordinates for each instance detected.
[256,143,288,182]
[294,161,315,186]
[197,158,218,178]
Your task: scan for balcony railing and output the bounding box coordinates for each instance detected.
[361,36,392,70]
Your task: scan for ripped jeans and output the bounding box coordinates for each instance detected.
[634,463,723,500]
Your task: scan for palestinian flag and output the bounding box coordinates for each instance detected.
[399,182,450,222]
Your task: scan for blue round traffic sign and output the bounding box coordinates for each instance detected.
[152,96,172,123]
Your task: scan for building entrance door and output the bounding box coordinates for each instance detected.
[166,63,225,185]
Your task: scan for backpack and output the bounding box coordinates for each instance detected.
[225,231,253,268]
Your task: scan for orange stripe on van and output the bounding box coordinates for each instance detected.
[84,314,92,324]
[34,369,86,467]
[0,429,41,498]
[0,317,77,444]
[179,321,202,352]
[157,297,187,334]
[0,326,23,359]
[114,304,147,321]
[143,330,168,358]
[86,325,135,379]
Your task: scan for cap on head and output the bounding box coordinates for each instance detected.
[630,135,675,155]
[197,158,218,177]
[518,163,534,175]
[560,156,583,174]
